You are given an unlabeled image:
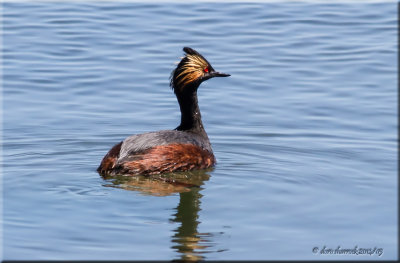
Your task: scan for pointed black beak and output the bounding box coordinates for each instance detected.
[212,71,230,77]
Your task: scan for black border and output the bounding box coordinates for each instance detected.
[397,1,400,262]
[1,2,399,263]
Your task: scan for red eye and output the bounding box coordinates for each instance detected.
[204,67,209,73]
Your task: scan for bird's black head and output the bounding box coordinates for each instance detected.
[170,47,230,93]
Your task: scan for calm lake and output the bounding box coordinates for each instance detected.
[2,1,397,260]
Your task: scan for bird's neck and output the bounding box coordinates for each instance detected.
[175,89,206,135]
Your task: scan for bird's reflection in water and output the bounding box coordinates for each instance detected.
[101,169,224,261]
[170,184,212,261]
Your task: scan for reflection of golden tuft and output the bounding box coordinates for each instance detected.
[102,169,211,197]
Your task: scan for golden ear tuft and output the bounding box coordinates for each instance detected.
[170,47,214,92]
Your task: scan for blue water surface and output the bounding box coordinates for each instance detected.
[2,1,398,260]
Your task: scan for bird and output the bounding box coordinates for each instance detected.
[97,47,230,176]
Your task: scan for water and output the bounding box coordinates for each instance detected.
[2,1,397,260]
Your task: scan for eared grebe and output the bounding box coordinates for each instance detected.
[98,47,230,176]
